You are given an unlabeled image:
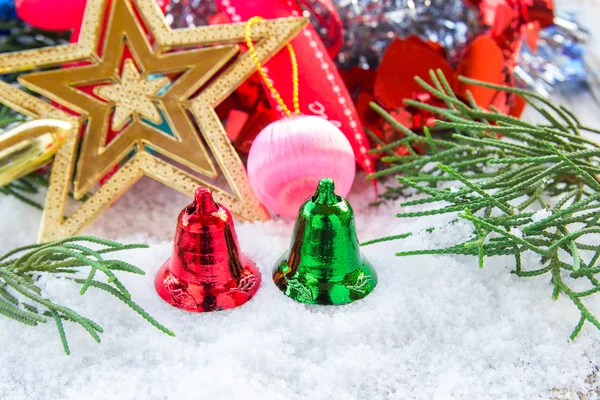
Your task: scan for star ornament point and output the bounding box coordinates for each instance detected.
[0,0,308,242]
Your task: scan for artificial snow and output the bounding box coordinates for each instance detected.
[0,176,599,400]
[533,209,553,223]
[509,227,524,238]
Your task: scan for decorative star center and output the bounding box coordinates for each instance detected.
[95,59,169,131]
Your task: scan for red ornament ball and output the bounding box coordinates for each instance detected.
[15,0,87,31]
[16,0,170,32]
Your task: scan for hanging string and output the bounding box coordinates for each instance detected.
[244,16,300,117]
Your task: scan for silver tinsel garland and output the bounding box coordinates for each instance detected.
[301,0,482,69]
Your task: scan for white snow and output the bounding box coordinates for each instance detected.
[532,209,553,223]
[509,227,524,238]
[0,176,598,400]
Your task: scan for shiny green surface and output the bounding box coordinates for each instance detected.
[273,178,377,305]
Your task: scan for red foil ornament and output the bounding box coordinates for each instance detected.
[374,36,456,111]
[155,187,261,312]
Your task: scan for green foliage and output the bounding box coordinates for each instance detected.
[0,20,69,81]
[365,69,600,339]
[0,236,174,355]
[0,173,48,210]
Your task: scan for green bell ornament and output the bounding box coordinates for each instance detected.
[273,178,377,305]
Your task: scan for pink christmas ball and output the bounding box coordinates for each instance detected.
[16,0,87,31]
[247,115,356,218]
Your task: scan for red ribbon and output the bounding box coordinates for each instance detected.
[295,0,344,59]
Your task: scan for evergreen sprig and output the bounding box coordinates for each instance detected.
[0,173,48,210]
[364,69,600,339]
[0,236,174,354]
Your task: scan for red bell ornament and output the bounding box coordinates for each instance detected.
[155,187,261,312]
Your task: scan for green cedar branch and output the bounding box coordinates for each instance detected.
[0,236,174,354]
[365,69,600,339]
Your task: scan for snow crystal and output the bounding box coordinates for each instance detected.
[509,227,524,238]
[0,176,597,400]
[532,209,552,223]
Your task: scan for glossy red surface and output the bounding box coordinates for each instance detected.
[155,187,261,312]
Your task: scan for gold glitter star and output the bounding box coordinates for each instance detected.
[0,0,307,241]
[94,59,170,131]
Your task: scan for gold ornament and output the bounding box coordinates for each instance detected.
[0,119,71,187]
[0,0,307,242]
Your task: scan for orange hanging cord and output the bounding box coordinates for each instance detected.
[244,16,300,117]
